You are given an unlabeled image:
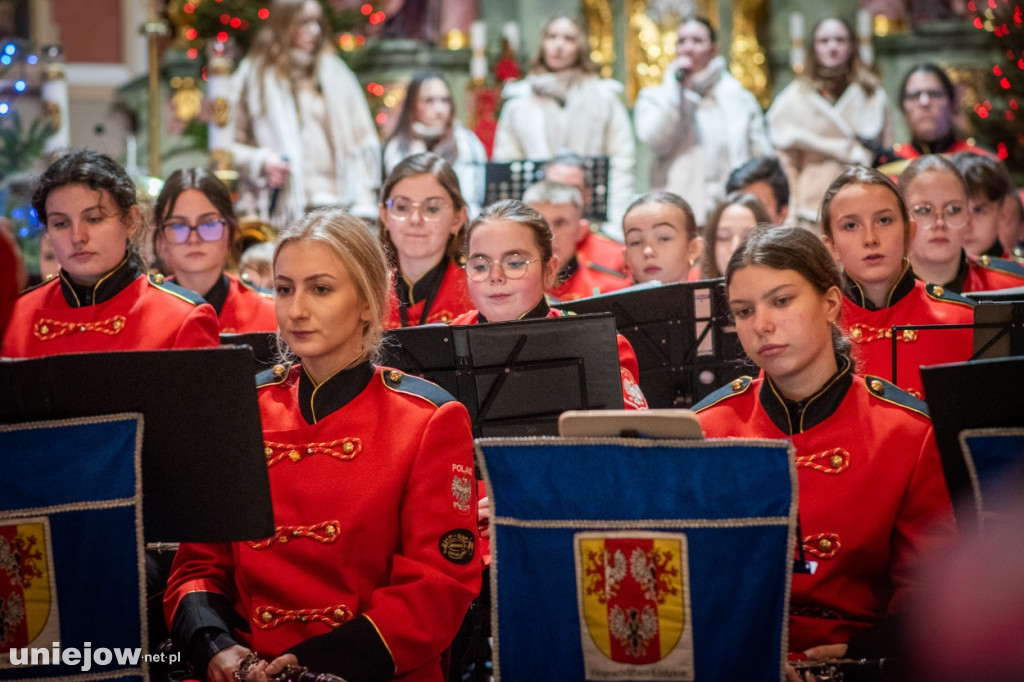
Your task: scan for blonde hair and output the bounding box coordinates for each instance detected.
[246,0,330,105]
[274,208,392,364]
[529,14,599,75]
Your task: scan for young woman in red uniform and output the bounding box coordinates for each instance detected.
[692,225,955,672]
[453,199,648,410]
[165,208,480,682]
[379,152,474,328]
[1,149,219,357]
[154,168,277,333]
[903,155,1024,294]
[820,166,974,398]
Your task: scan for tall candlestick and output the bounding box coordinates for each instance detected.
[857,9,874,66]
[789,12,804,74]
[207,41,235,174]
[502,22,519,53]
[41,57,70,153]
[470,21,486,50]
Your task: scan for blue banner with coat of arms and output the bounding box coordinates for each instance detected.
[477,437,796,682]
[958,427,1024,524]
[0,415,146,681]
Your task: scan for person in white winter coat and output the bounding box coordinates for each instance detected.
[231,0,381,227]
[634,16,772,225]
[766,16,891,232]
[492,15,635,226]
[383,71,489,217]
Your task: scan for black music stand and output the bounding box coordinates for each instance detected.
[483,156,610,222]
[379,314,624,437]
[921,356,1024,530]
[221,331,279,372]
[553,281,748,408]
[0,347,274,543]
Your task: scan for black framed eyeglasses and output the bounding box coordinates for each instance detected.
[161,218,227,244]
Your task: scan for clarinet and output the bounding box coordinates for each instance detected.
[235,652,348,682]
[790,657,889,682]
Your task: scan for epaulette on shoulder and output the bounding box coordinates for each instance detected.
[22,274,60,295]
[691,376,753,412]
[381,369,456,408]
[863,375,930,418]
[975,254,1024,279]
[584,260,628,279]
[238,275,275,299]
[256,362,292,389]
[147,273,206,306]
[924,282,975,307]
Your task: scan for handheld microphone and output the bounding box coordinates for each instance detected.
[675,67,689,83]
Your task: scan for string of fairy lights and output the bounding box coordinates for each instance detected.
[0,41,45,117]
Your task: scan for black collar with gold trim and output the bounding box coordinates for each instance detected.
[558,254,580,282]
[396,257,447,307]
[842,266,916,311]
[941,249,971,294]
[59,257,141,308]
[759,356,854,435]
[201,274,230,315]
[396,257,449,327]
[297,361,374,425]
[981,239,1005,260]
[909,131,958,156]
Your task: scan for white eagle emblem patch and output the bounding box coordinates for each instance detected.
[450,463,473,516]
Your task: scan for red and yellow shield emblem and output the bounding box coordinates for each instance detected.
[0,518,59,654]
[575,531,694,679]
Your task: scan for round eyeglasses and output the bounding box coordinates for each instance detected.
[465,254,538,282]
[911,202,969,230]
[385,197,450,222]
[162,218,227,244]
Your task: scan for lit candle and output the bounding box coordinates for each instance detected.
[857,8,872,38]
[126,134,138,175]
[789,12,804,43]
[471,55,487,82]
[857,9,874,66]
[789,12,804,73]
[503,22,519,53]
[470,21,486,51]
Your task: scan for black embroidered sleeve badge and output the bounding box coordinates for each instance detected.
[439,529,476,565]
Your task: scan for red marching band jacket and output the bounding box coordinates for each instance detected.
[961,254,1024,293]
[1,267,219,356]
[548,257,630,302]
[385,260,475,329]
[840,273,974,398]
[218,273,277,333]
[577,230,625,275]
[164,364,481,681]
[694,368,955,653]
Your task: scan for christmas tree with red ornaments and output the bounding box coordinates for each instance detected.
[968,0,1024,174]
[174,0,380,59]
